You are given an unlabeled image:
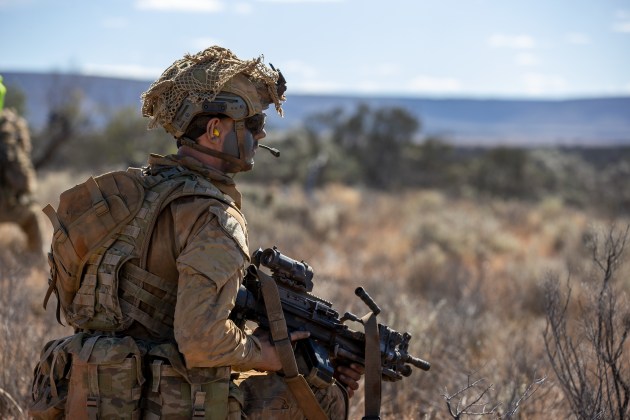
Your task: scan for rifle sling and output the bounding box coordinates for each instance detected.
[256,268,329,420]
[361,311,382,420]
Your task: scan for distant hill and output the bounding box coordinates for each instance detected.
[2,71,630,146]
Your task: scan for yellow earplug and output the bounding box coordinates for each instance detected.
[213,128,220,137]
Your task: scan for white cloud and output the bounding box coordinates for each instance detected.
[565,32,591,45]
[408,75,461,93]
[522,73,567,95]
[613,10,630,33]
[488,34,535,49]
[514,52,539,66]
[233,2,254,14]
[81,63,163,80]
[613,22,630,33]
[135,0,225,13]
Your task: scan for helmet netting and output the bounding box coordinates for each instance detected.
[141,46,284,131]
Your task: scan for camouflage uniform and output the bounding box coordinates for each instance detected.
[0,108,42,252]
[134,153,347,419]
[137,153,260,368]
[31,46,348,420]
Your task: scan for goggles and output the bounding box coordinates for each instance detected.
[245,113,266,136]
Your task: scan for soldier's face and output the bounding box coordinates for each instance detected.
[225,114,267,169]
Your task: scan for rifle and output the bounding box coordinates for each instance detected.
[230,247,430,411]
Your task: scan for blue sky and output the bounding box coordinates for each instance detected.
[1,0,629,99]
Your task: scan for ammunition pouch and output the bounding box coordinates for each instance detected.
[30,334,241,420]
[143,342,239,420]
[29,335,76,420]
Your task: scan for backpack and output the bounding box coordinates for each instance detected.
[42,164,247,333]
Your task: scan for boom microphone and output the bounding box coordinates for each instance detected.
[259,144,281,157]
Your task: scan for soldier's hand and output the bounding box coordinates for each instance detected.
[251,327,310,372]
[334,363,365,398]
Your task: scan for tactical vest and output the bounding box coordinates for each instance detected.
[33,163,247,419]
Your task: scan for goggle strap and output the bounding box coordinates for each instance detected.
[235,120,247,163]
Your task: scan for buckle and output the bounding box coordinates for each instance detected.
[94,199,109,216]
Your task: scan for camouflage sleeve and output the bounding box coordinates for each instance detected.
[173,206,262,369]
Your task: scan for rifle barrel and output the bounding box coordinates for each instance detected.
[405,354,431,371]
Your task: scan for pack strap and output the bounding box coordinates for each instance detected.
[41,204,62,319]
[119,273,175,315]
[118,263,175,335]
[85,176,121,233]
[42,204,62,232]
[191,385,206,418]
[85,177,109,217]
[77,335,103,420]
[151,360,163,392]
[45,336,72,398]
[256,268,328,420]
[119,299,172,337]
[42,270,61,321]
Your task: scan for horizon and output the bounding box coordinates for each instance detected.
[3,69,630,103]
[4,70,629,147]
[0,0,629,100]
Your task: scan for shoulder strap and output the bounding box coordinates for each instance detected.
[256,268,329,420]
[361,312,382,420]
[135,168,245,269]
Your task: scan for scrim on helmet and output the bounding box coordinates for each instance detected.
[141,46,285,136]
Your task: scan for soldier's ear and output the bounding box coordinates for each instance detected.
[205,118,221,140]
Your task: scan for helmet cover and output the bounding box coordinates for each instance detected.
[141,46,285,137]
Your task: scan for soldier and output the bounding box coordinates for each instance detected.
[31,47,362,419]
[0,75,43,254]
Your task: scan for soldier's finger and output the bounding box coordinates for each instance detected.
[349,363,365,375]
[338,373,359,391]
[289,331,310,341]
[337,365,362,381]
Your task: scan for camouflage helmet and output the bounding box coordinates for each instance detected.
[141,46,286,137]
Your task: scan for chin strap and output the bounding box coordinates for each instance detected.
[178,137,252,172]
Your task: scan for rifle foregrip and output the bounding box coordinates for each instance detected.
[355,287,381,315]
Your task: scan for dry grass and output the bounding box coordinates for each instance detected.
[1,169,628,418]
